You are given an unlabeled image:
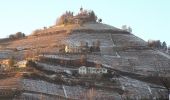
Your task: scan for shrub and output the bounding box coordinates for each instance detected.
[9,32,25,39]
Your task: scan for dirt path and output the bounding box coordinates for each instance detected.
[157,50,170,59]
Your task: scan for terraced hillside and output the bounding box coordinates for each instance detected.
[0,22,170,99]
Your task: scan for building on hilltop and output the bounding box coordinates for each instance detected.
[56,7,98,25]
[74,7,97,24]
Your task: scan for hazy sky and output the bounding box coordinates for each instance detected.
[0,0,169,45]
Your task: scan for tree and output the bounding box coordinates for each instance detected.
[63,18,68,25]
[156,40,162,49]
[89,11,97,22]
[55,9,100,25]
[56,11,74,25]
[127,27,132,33]
[9,34,15,39]
[98,18,102,23]
[95,40,100,52]
[148,40,162,49]
[80,55,86,66]
[121,25,128,32]
[15,32,25,38]
[162,41,167,50]
[86,88,96,100]
[121,25,132,33]
[9,32,25,39]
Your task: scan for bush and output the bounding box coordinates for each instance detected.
[98,18,102,23]
[9,32,25,39]
[56,11,74,25]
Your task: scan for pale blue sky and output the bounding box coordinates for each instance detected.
[0,0,169,45]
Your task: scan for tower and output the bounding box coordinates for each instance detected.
[80,6,83,12]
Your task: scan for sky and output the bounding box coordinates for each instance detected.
[0,0,169,45]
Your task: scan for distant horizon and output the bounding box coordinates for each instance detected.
[0,0,169,46]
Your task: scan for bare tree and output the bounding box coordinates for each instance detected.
[80,55,86,66]
[122,25,128,31]
[85,88,96,100]
[56,11,74,25]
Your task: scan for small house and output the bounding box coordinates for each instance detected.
[79,66,87,74]
[16,60,28,68]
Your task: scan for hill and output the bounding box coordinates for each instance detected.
[0,9,170,99]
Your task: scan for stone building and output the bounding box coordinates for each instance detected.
[79,66,107,75]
